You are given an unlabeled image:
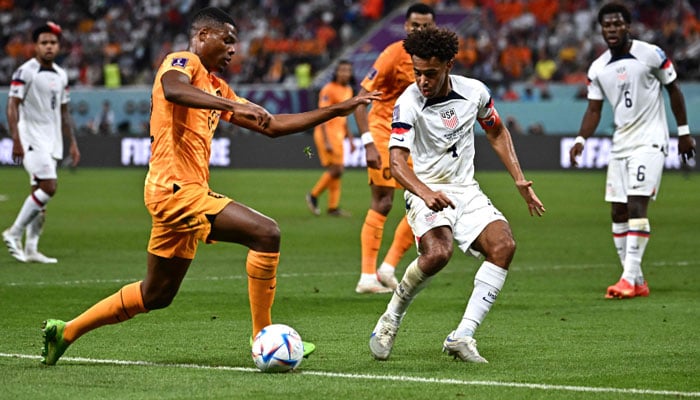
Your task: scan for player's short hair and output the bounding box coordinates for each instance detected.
[190,7,237,35]
[32,21,62,42]
[331,59,353,81]
[405,3,435,20]
[403,27,458,62]
[598,2,631,24]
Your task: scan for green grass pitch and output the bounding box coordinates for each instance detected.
[1,166,698,399]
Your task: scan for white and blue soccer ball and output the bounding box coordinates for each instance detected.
[251,324,304,373]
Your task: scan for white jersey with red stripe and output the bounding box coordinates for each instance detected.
[8,57,70,160]
[586,39,676,158]
[389,75,493,186]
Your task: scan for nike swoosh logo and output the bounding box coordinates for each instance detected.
[482,296,494,304]
[392,136,405,142]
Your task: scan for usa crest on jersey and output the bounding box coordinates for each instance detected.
[440,108,458,129]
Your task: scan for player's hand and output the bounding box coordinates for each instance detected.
[235,102,272,129]
[421,190,455,212]
[69,141,81,167]
[336,91,382,116]
[11,138,23,165]
[569,143,584,168]
[515,180,546,217]
[678,135,696,164]
[364,142,381,170]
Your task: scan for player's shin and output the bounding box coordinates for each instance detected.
[455,261,507,337]
[246,250,279,337]
[63,281,148,343]
[612,222,629,268]
[622,218,650,285]
[386,259,432,321]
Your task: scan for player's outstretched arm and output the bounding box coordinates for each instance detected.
[239,91,382,138]
[161,70,271,129]
[484,119,545,217]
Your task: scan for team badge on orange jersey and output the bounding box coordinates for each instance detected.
[171,58,188,68]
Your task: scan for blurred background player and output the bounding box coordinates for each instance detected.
[3,21,80,264]
[369,27,545,363]
[39,7,380,366]
[306,60,356,217]
[353,3,436,294]
[569,2,695,299]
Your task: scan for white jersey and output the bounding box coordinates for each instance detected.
[8,57,70,160]
[389,75,493,186]
[587,39,676,157]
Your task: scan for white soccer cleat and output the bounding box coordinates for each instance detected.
[442,331,488,363]
[377,267,398,290]
[369,312,400,360]
[2,229,26,262]
[355,279,393,294]
[25,251,58,264]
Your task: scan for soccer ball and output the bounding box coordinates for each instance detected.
[251,324,304,372]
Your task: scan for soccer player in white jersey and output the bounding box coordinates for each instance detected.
[3,22,80,263]
[569,3,695,299]
[368,27,545,363]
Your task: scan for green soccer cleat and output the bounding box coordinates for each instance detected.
[41,319,70,365]
[250,336,316,358]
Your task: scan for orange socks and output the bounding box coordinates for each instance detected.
[310,171,333,198]
[327,177,341,210]
[361,209,386,274]
[63,281,148,343]
[247,249,279,337]
[383,216,414,267]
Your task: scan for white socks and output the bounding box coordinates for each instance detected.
[9,188,51,237]
[612,222,629,267]
[455,261,508,338]
[622,218,650,286]
[386,259,432,323]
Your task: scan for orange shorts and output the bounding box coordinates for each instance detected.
[314,129,345,166]
[367,135,411,188]
[146,184,232,259]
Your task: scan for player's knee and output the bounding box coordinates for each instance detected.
[422,244,452,271]
[142,288,177,310]
[254,221,281,250]
[489,237,516,267]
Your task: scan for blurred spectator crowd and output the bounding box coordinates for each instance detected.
[0,0,698,90]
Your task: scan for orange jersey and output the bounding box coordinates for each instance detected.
[314,81,353,139]
[145,51,247,204]
[360,40,415,138]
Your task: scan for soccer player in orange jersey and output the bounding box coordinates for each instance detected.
[306,60,356,217]
[353,3,436,294]
[39,7,380,366]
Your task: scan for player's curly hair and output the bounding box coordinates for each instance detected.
[598,2,631,24]
[403,27,458,62]
[32,21,62,42]
[190,7,237,35]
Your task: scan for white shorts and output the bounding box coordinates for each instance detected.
[23,149,58,185]
[404,183,507,258]
[605,149,665,203]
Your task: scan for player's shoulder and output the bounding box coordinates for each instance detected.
[451,75,491,98]
[382,40,407,56]
[14,58,40,75]
[629,39,667,63]
[162,51,201,69]
[587,50,612,77]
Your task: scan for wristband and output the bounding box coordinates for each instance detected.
[574,136,586,145]
[678,125,690,136]
[361,131,374,145]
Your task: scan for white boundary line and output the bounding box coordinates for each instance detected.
[1,353,698,397]
[2,260,694,288]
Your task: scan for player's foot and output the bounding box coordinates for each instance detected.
[41,319,70,365]
[377,266,398,290]
[302,341,316,357]
[443,331,488,363]
[635,281,650,297]
[305,193,320,216]
[355,279,393,294]
[327,208,351,217]
[605,278,636,299]
[369,312,400,360]
[2,228,26,262]
[25,251,58,264]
